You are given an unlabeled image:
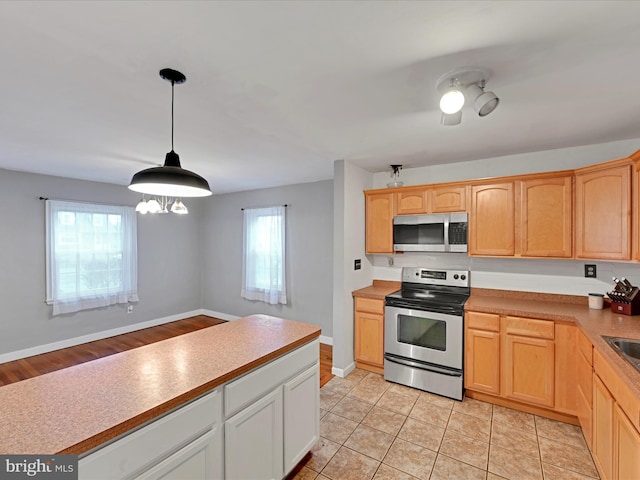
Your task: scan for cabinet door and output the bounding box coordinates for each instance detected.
[593,374,614,480]
[354,311,384,368]
[575,164,631,260]
[503,335,554,407]
[431,185,467,213]
[283,364,320,476]
[520,176,572,257]
[554,323,578,415]
[365,192,395,254]
[614,404,640,480]
[469,182,515,256]
[225,387,284,480]
[395,188,428,214]
[135,427,222,480]
[577,349,594,448]
[465,328,500,395]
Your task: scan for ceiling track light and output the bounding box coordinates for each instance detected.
[435,67,499,126]
[128,68,212,198]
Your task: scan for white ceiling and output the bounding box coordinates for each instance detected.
[2,1,640,194]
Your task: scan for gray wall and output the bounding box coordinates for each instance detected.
[201,180,333,338]
[332,160,374,375]
[0,168,203,355]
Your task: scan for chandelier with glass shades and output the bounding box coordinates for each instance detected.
[129,68,212,215]
[135,195,188,215]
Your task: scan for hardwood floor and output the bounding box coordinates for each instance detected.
[320,342,334,387]
[0,315,226,386]
[0,315,334,388]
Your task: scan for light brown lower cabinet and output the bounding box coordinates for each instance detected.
[591,348,640,480]
[593,374,615,480]
[614,403,640,480]
[502,316,555,408]
[576,330,593,448]
[465,312,500,395]
[465,312,568,412]
[353,297,384,374]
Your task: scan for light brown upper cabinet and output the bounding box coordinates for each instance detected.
[365,191,394,254]
[520,175,573,258]
[395,184,468,215]
[575,163,631,260]
[431,184,467,213]
[469,182,515,256]
[395,188,428,215]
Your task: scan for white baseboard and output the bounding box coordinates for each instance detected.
[319,335,333,346]
[0,309,205,364]
[332,362,356,378]
[200,309,241,322]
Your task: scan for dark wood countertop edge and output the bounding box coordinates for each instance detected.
[60,329,321,455]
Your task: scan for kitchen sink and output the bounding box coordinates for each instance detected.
[603,336,640,373]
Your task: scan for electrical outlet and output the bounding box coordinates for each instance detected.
[354,259,361,270]
[584,264,597,278]
[127,305,134,313]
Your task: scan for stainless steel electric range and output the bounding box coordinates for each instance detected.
[384,267,470,400]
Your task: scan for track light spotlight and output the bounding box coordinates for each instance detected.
[465,82,500,117]
[439,84,465,114]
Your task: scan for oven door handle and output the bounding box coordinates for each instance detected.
[384,354,462,377]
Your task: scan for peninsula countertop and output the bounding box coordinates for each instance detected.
[0,314,321,455]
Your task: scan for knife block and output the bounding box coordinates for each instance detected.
[610,297,640,315]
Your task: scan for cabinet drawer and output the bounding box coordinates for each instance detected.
[79,388,222,480]
[504,316,554,339]
[578,329,593,365]
[225,339,319,418]
[355,297,385,315]
[466,311,500,332]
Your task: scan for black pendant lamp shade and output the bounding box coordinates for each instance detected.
[128,68,212,198]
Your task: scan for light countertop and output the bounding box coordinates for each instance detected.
[352,280,400,299]
[0,315,321,455]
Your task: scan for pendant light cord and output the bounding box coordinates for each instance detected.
[171,80,175,151]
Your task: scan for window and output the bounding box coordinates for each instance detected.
[241,206,287,305]
[46,200,138,315]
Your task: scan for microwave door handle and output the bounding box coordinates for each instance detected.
[384,354,461,377]
[443,215,450,252]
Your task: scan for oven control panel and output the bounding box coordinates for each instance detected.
[401,267,469,287]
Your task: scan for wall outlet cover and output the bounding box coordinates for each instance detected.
[584,264,597,278]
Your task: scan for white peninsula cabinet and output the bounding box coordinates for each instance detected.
[79,338,320,480]
[224,339,320,479]
[79,388,224,480]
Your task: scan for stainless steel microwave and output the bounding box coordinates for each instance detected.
[393,213,468,252]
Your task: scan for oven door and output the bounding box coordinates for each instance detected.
[384,305,463,369]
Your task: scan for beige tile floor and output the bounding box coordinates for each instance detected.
[294,369,599,480]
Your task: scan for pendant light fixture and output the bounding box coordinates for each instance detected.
[129,68,212,198]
